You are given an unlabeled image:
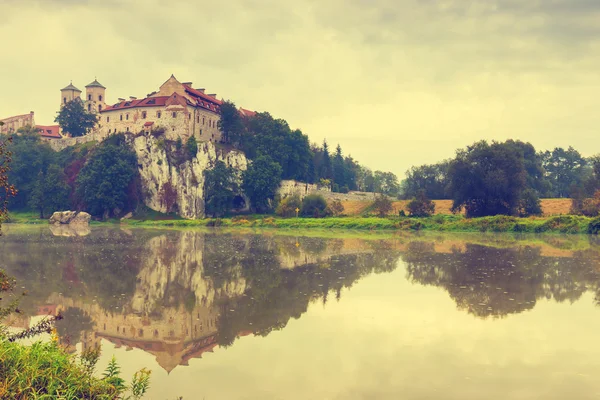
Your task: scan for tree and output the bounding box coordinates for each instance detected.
[373,171,400,196]
[320,140,332,180]
[242,155,282,213]
[300,194,331,218]
[372,194,393,217]
[55,99,97,137]
[204,160,238,217]
[540,147,587,198]
[76,134,138,218]
[0,126,16,229]
[186,136,198,158]
[218,100,245,146]
[518,188,543,217]
[403,161,450,200]
[448,140,527,217]
[407,191,435,217]
[328,199,345,216]
[275,195,302,217]
[332,144,346,191]
[28,164,70,219]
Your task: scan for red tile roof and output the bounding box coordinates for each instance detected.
[35,125,61,139]
[143,121,154,127]
[100,96,171,112]
[183,84,222,106]
[239,108,257,118]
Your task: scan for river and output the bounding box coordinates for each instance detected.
[2,225,600,399]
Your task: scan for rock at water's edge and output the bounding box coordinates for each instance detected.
[49,211,91,226]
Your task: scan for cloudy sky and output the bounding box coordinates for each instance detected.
[1,0,599,176]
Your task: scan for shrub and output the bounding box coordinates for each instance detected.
[399,210,406,217]
[301,194,331,218]
[406,191,435,217]
[588,218,600,234]
[186,135,198,158]
[571,190,600,217]
[372,194,393,217]
[276,195,302,217]
[328,199,345,216]
[518,189,542,217]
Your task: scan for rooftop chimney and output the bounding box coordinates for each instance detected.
[118,98,125,102]
[196,88,205,93]
[208,94,217,99]
[129,96,137,100]
[182,82,193,86]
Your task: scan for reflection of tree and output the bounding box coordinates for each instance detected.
[403,241,600,318]
[55,307,94,346]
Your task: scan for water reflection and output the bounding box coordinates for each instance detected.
[2,227,600,374]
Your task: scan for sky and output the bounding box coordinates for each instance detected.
[1,0,599,177]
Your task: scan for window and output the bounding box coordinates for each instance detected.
[126,114,129,120]
[197,115,199,123]
[141,111,147,119]
[107,116,110,122]
[202,117,205,125]
[63,97,66,104]
[154,330,159,338]
[98,105,102,111]
[99,95,103,101]
[199,129,203,135]
[88,94,92,101]
[138,329,144,337]
[172,112,177,118]
[126,127,129,132]
[157,111,162,118]
[188,114,191,120]
[88,104,91,111]
[120,114,123,121]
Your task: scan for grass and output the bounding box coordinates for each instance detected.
[123,214,600,235]
[0,340,120,399]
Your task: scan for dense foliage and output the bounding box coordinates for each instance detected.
[407,191,435,217]
[275,195,302,217]
[76,134,139,218]
[204,160,238,217]
[300,194,331,218]
[55,99,98,137]
[242,155,283,212]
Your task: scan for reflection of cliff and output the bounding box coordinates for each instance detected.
[6,227,600,372]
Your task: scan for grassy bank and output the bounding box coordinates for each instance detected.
[124,214,600,235]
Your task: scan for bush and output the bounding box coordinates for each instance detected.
[518,189,542,216]
[186,135,198,158]
[328,199,345,216]
[571,190,600,217]
[588,217,600,234]
[372,194,393,217]
[276,195,302,217]
[406,191,435,217]
[301,194,331,218]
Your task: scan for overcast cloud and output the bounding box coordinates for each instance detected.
[1,0,599,176]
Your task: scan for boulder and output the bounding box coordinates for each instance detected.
[49,211,91,226]
[120,212,133,221]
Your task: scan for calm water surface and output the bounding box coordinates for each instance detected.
[2,225,600,399]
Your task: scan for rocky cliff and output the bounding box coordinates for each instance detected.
[131,135,248,219]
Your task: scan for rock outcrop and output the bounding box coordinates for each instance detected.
[131,135,248,219]
[49,211,91,225]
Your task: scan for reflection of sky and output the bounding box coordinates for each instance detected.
[99,260,600,400]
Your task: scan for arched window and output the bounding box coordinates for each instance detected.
[126,114,129,120]
[63,97,67,104]
[88,104,91,111]
[141,111,146,119]
[120,114,123,121]
[99,95,103,101]
[172,112,177,118]
[99,105,102,112]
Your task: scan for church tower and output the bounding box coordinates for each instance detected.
[85,79,106,113]
[60,82,82,107]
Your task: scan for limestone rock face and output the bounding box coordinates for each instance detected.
[49,211,91,225]
[131,135,248,219]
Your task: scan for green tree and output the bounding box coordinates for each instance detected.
[55,99,97,137]
[76,134,138,218]
[372,194,393,217]
[218,100,245,146]
[407,190,435,217]
[373,171,400,196]
[275,195,302,217]
[332,144,346,191]
[448,140,527,217]
[242,155,282,213]
[28,164,70,218]
[541,147,587,198]
[403,161,450,200]
[186,135,198,158]
[204,160,238,217]
[0,127,16,228]
[300,194,331,218]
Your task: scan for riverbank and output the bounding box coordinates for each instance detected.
[124,214,600,235]
[7,211,600,235]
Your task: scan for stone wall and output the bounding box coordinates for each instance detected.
[278,180,327,199]
[46,131,99,152]
[0,112,35,134]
